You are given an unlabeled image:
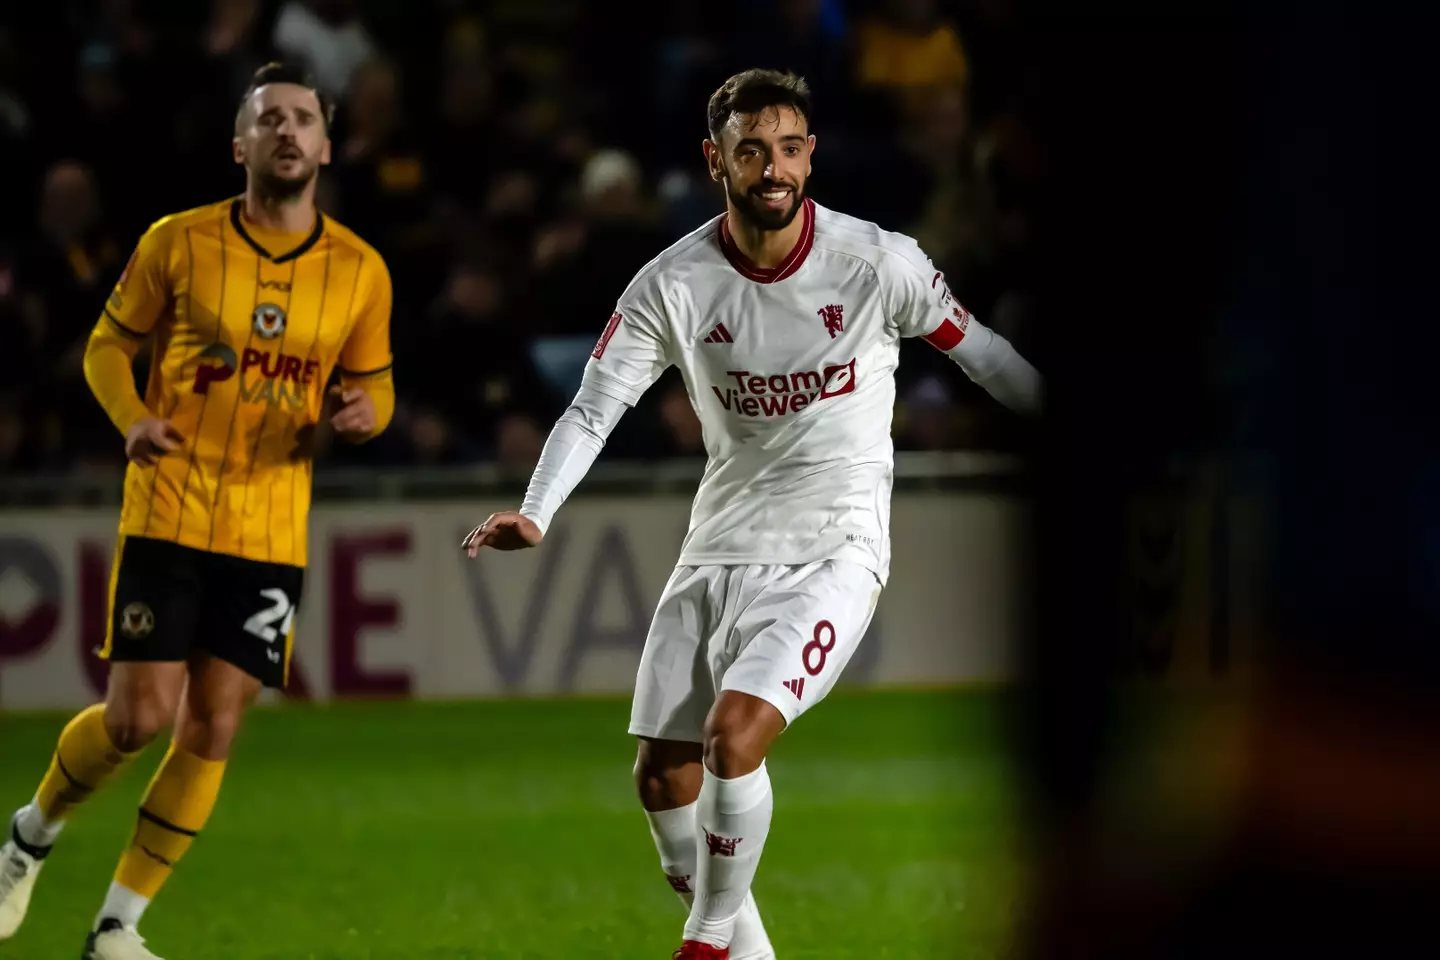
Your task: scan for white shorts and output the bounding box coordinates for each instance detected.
[628,559,882,742]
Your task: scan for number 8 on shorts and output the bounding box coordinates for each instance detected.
[803,620,838,675]
[716,558,882,730]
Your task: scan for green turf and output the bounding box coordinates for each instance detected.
[0,690,1022,959]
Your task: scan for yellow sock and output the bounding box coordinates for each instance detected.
[113,743,227,900]
[34,703,138,823]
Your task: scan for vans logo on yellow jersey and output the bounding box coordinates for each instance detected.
[253,303,287,339]
[192,341,319,412]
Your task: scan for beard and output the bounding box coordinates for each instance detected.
[253,158,318,202]
[726,177,806,232]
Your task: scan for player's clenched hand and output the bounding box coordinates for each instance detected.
[125,417,184,466]
[329,385,376,438]
[463,511,543,556]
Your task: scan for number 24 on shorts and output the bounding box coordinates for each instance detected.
[244,588,296,643]
[803,620,837,676]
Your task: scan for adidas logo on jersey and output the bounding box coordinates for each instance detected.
[702,323,734,344]
[711,358,857,419]
[783,677,806,700]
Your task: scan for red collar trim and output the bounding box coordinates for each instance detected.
[718,197,816,284]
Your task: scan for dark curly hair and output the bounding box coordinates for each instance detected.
[706,68,812,140]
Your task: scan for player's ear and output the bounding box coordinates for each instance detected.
[703,139,724,182]
[232,137,244,165]
[321,136,332,166]
[807,134,816,176]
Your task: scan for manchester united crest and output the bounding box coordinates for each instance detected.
[120,602,155,639]
[253,303,287,339]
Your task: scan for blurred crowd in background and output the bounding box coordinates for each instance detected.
[0,0,1040,476]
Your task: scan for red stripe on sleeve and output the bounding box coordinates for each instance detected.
[592,311,623,358]
[923,318,966,351]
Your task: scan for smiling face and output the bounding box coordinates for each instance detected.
[705,104,815,232]
[233,82,331,199]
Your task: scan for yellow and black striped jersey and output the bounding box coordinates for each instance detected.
[93,198,394,567]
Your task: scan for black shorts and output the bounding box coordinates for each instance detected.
[102,535,305,689]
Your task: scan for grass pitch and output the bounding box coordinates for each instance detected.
[1,690,1022,958]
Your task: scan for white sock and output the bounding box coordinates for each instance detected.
[646,801,700,900]
[646,801,773,956]
[14,800,64,850]
[684,763,774,949]
[95,882,150,931]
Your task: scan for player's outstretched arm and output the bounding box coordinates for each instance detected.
[927,318,1042,415]
[465,279,672,557]
[462,380,629,556]
[890,245,1042,415]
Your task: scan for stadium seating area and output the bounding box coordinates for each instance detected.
[0,0,1039,475]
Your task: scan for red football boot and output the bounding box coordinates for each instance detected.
[673,941,728,959]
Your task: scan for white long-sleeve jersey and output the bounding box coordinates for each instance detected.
[519,199,1040,585]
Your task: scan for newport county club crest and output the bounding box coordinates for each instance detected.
[253,303,287,339]
[120,602,155,639]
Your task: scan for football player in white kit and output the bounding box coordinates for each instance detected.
[463,69,1041,959]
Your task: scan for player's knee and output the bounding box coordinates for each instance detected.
[103,698,173,753]
[703,694,784,778]
[178,702,244,760]
[702,724,768,780]
[105,662,187,752]
[634,759,680,809]
[634,739,702,809]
